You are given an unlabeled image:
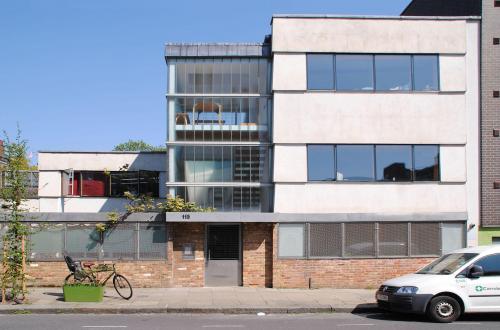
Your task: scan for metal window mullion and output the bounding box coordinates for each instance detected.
[306,223,310,259]
[373,145,377,181]
[408,222,412,257]
[375,222,380,258]
[372,55,376,91]
[439,222,443,256]
[341,222,345,258]
[136,222,140,261]
[410,55,415,91]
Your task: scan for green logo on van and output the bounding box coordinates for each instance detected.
[475,286,485,292]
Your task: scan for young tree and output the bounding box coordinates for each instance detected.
[1,128,30,304]
[113,140,165,152]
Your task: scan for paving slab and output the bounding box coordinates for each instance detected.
[0,287,378,314]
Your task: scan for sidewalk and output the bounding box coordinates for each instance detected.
[0,287,378,314]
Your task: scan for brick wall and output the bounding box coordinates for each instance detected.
[169,222,206,287]
[271,225,436,289]
[481,0,500,227]
[242,223,273,287]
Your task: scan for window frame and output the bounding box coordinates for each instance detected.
[305,53,440,93]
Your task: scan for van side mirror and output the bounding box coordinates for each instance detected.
[468,265,484,278]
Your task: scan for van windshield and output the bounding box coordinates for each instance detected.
[416,253,478,275]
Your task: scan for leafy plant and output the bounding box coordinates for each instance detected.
[1,127,31,304]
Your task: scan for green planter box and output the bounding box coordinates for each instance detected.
[63,284,104,302]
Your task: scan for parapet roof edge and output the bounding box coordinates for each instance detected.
[165,42,266,46]
[271,14,481,23]
[38,151,166,154]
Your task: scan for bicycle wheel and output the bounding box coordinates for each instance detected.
[113,274,133,300]
[64,273,93,285]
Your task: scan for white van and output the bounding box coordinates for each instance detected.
[376,245,500,323]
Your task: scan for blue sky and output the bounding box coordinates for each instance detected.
[0,0,411,164]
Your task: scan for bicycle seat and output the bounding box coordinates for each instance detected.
[82,262,95,268]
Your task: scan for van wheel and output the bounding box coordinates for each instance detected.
[426,296,461,323]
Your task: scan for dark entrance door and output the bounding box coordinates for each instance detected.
[205,224,241,286]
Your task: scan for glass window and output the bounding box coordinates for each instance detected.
[411,222,440,256]
[307,145,335,181]
[474,254,500,276]
[345,223,375,257]
[375,55,412,91]
[139,223,167,260]
[278,224,305,258]
[175,61,186,93]
[30,223,65,261]
[493,237,500,245]
[413,55,439,91]
[379,223,408,256]
[138,171,159,197]
[376,145,412,181]
[336,55,374,91]
[66,223,100,259]
[110,172,139,197]
[441,223,465,254]
[307,54,334,90]
[101,223,136,260]
[417,253,477,275]
[414,146,440,181]
[337,145,375,181]
[309,223,342,257]
[81,172,108,197]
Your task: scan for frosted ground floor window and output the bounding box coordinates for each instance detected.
[278,222,465,259]
[26,222,167,261]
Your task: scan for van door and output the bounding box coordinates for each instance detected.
[465,254,500,312]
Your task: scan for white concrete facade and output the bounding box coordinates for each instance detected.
[37,152,167,213]
[271,16,480,246]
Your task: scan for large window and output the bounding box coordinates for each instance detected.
[307,145,335,181]
[306,54,439,92]
[307,144,440,183]
[336,55,374,91]
[278,222,463,259]
[336,145,375,181]
[307,54,334,90]
[173,97,271,142]
[172,58,269,95]
[65,171,160,197]
[174,146,270,183]
[474,254,500,276]
[376,145,412,181]
[414,146,440,181]
[172,186,273,212]
[29,222,167,261]
[375,55,412,91]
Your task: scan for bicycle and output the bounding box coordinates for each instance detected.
[64,255,133,300]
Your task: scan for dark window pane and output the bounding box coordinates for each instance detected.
[110,172,139,197]
[376,145,412,181]
[411,222,440,256]
[175,61,185,93]
[307,145,335,181]
[101,223,136,260]
[66,223,100,259]
[81,172,108,197]
[413,55,439,91]
[414,146,439,181]
[203,60,213,94]
[309,223,342,257]
[475,254,500,276]
[345,223,375,257]
[139,171,160,197]
[337,145,374,181]
[307,54,334,90]
[30,223,65,261]
[375,55,412,91]
[379,223,408,256]
[336,55,374,91]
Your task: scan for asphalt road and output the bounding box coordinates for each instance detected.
[0,312,499,330]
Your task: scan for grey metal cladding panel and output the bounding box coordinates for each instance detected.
[165,43,271,58]
[16,212,164,223]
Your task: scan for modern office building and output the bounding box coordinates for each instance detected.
[403,0,500,246]
[0,12,481,288]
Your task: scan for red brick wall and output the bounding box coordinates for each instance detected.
[272,225,436,289]
[170,222,206,287]
[242,223,273,288]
